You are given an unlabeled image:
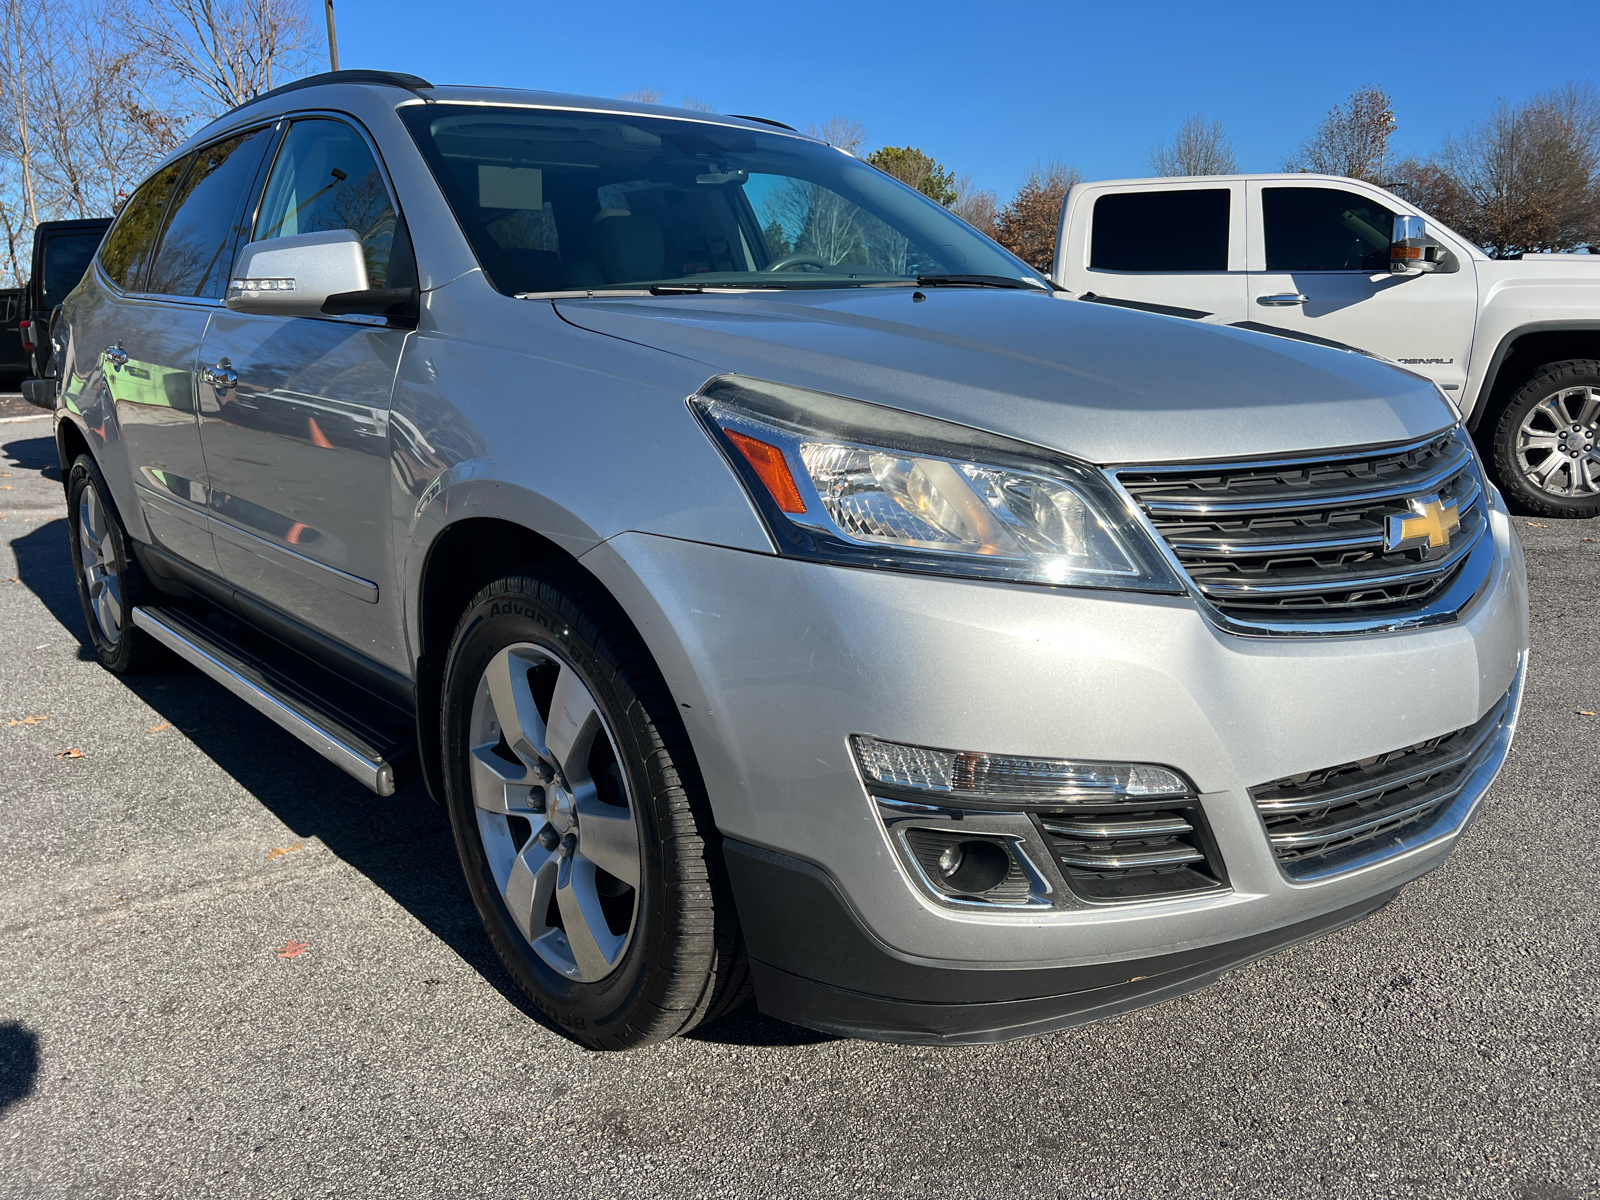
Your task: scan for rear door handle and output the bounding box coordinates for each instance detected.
[104,343,128,370]
[1258,293,1309,306]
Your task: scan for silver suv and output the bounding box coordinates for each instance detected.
[52,71,1529,1048]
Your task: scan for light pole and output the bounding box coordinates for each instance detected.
[325,0,340,71]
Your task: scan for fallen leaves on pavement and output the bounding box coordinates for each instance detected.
[1578,710,1596,717]
[6,714,49,726]
[275,940,310,959]
[146,721,170,733]
[264,842,304,861]
[54,747,83,759]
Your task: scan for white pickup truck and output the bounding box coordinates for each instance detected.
[1051,173,1600,517]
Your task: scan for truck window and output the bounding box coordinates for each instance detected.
[1262,187,1394,272]
[1090,189,1229,272]
[41,235,103,310]
[147,127,274,299]
[98,158,189,293]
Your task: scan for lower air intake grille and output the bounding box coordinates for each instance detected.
[1249,688,1515,878]
[1034,802,1227,903]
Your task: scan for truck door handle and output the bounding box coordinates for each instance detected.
[202,359,238,394]
[1258,293,1309,306]
[104,344,128,370]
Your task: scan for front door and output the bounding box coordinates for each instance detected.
[198,117,409,666]
[1244,181,1478,393]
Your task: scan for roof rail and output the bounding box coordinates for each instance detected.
[230,69,433,115]
[729,113,797,132]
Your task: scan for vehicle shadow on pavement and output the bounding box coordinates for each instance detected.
[9,508,809,1050]
[4,432,62,481]
[0,1022,40,1116]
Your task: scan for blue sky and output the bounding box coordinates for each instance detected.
[338,0,1600,200]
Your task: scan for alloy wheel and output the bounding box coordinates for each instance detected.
[77,483,122,645]
[467,643,641,982]
[1516,386,1600,498]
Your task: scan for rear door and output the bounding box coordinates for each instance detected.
[1243,180,1478,392]
[197,116,409,665]
[1057,181,1248,324]
[103,126,276,571]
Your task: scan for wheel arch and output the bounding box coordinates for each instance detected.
[1466,322,1600,438]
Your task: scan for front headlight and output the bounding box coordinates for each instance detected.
[692,376,1180,591]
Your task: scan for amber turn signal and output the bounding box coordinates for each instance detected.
[723,428,807,513]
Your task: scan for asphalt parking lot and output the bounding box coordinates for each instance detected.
[1,408,1596,1200]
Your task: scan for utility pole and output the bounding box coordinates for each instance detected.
[325,0,340,71]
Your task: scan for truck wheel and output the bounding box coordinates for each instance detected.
[439,569,749,1049]
[65,453,165,673]
[1491,360,1600,517]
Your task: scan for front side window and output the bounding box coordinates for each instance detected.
[98,159,188,292]
[1263,187,1394,272]
[147,127,274,298]
[254,119,398,287]
[1090,189,1230,272]
[399,104,1043,295]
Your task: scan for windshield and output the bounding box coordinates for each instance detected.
[399,104,1043,295]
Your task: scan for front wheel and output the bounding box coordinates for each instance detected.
[1490,360,1600,517]
[439,569,748,1049]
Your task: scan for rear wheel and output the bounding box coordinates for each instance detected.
[439,569,748,1049]
[1491,360,1600,517]
[65,453,164,673]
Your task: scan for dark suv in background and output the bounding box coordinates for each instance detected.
[20,217,112,406]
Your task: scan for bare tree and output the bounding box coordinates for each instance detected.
[1416,83,1600,256]
[618,86,663,104]
[806,116,867,155]
[680,95,713,112]
[1285,86,1397,182]
[1148,114,1238,177]
[124,0,316,111]
[952,174,997,238]
[0,0,42,230]
[994,160,1081,270]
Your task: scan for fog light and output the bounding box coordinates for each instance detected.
[903,830,1015,897]
[937,844,963,877]
[853,735,1192,805]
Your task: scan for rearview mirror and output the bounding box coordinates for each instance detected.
[1390,214,1458,275]
[226,230,369,316]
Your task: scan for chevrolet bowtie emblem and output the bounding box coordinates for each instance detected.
[1386,494,1461,556]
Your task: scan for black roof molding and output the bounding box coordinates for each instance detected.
[229,69,433,116]
[729,113,797,132]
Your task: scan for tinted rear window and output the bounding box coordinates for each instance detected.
[99,159,188,292]
[1090,189,1230,272]
[42,234,104,309]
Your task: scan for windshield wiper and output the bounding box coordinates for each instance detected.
[915,274,1052,291]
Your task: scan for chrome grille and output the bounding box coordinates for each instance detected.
[1034,802,1227,903]
[1249,687,1515,879]
[1114,429,1488,626]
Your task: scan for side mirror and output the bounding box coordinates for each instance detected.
[1390,214,1458,275]
[226,230,369,316]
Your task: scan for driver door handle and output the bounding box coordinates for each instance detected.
[104,344,128,370]
[1258,293,1309,306]
[202,358,238,394]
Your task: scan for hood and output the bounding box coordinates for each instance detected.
[554,288,1455,464]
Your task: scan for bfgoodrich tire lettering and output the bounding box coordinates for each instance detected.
[439,568,749,1049]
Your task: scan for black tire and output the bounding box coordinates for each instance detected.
[1490,359,1600,518]
[65,453,166,673]
[439,568,750,1049]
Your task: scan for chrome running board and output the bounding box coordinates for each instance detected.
[132,605,411,796]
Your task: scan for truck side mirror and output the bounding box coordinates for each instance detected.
[1390,214,1459,275]
[226,230,369,317]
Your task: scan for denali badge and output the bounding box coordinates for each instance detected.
[1386,494,1461,557]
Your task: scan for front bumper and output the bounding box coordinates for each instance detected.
[579,491,1529,1039]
